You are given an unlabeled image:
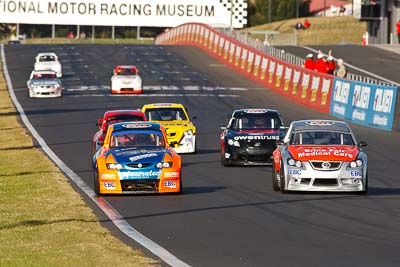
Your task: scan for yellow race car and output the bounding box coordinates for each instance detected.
[142,103,197,153]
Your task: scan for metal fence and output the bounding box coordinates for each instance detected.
[220,28,394,86]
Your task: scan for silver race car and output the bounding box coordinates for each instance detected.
[272,120,368,193]
[27,70,62,98]
[34,52,62,78]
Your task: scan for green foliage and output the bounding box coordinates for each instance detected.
[248,0,311,27]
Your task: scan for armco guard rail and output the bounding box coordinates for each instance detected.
[155,23,398,131]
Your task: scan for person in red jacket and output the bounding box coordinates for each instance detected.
[314,52,329,74]
[396,20,400,44]
[302,54,315,70]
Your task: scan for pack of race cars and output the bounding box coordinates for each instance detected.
[27,52,367,195]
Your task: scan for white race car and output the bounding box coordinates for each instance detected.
[110,65,142,94]
[34,52,62,78]
[27,70,62,98]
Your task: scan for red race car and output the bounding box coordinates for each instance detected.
[92,110,146,154]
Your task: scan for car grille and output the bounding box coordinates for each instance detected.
[125,163,153,168]
[121,88,134,91]
[121,179,159,192]
[310,161,342,171]
[313,178,338,187]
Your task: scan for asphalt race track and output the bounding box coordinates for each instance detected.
[4,44,400,267]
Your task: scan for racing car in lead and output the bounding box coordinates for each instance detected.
[110,65,142,94]
[34,52,62,78]
[27,70,62,98]
[93,122,182,195]
[272,120,368,193]
[220,109,286,166]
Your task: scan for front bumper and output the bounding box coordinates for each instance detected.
[98,170,181,194]
[224,145,275,165]
[29,87,61,98]
[285,164,366,192]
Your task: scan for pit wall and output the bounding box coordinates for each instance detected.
[155,23,398,131]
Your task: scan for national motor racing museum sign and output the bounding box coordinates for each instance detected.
[0,0,248,28]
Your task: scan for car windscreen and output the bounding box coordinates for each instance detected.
[145,108,187,121]
[33,73,56,80]
[39,56,55,62]
[110,130,165,148]
[230,113,281,130]
[105,115,144,130]
[289,131,355,145]
[116,68,137,75]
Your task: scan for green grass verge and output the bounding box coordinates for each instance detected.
[243,16,367,45]
[0,58,158,266]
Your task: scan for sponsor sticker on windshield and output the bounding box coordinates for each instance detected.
[122,123,152,128]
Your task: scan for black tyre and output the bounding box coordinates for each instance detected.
[279,162,288,194]
[272,163,280,191]
[93,169,101,196]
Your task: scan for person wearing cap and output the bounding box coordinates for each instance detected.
[314,51,329,74]
[336,59,347,78]
[302,54,315,70]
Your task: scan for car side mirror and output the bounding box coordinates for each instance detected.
[276,140,284,145]
[96,118,102,127]
[220,126,227,130]
[358,141,367,147]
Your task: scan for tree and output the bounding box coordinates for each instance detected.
[248,0,311,27]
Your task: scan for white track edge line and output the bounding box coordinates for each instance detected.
[0,44,190,267]
[300,45,400,87]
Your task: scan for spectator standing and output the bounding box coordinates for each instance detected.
[302,54,315,70]
[336,59,347,78]
[314,52,329,74]
[396,20,400,44]
[327,50,336,75]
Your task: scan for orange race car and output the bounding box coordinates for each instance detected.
[93,122,182,195]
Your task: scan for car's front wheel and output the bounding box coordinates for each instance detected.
[272,163,280,191]
[93,169,101,196]
[279,162,288,194]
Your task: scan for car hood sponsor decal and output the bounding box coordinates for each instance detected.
[228,129,280,141]
[287,146,359,161]
[30,80,59,86]
[110,148,165,163]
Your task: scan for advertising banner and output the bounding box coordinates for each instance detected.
[330,78,398,131]
[0,0,248,28]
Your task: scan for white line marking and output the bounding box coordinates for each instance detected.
[65,85,249,92]
[301,46,400,87]
[1,44,190,267]
[66,93,240,98]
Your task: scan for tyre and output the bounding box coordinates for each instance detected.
[93,169,101,196]
[272,163,280,191]
[221,149,230,167]
[279,162,288,194]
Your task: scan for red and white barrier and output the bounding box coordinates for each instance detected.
[155,23,333,114]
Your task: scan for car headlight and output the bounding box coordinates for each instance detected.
[288,158,303,168]
[184,129,193,136]
[227,139,240,147]
[106,163,123,170]
[157,162,173,168]
[349,160,363,168]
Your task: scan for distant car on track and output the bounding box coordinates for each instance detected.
[110,65,142,94]
[142,103,197,153]
[272,120,368,193]
[92,110,147,154]
[27,70,62,98]
[93,122,182,195]
[220,108,286,166]
[34,52,62,78]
